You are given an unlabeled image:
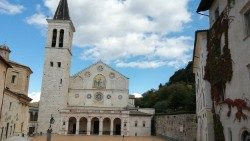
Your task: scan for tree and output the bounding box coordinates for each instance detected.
[135,61,196,114]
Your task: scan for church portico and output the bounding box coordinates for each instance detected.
[60,111,128,136]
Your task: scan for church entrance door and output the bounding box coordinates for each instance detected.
[115,124,121,135]
[79,117,87,134]
[93,121,99,134]
[91,117,99,135]
[68,117,77,134]
[113,118,121,135]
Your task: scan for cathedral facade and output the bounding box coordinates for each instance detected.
[37,0,154,136]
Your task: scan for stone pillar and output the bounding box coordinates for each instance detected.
[76,118,80,135]
[121,118,124,136]
[110,118,113,136]
[87,117,91,135]
[65,121,69,135]
[99,117,103,136]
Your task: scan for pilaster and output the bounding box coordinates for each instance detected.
[76,117,80,134]
[99,117,103,136]
[110,118,114,136]
[87,117,91,135]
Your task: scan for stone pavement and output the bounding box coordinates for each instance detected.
[31,135,166,141]
[6,136,30,141]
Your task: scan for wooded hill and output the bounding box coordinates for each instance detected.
[135,61,196,114]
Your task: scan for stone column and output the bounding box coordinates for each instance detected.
[65,120,69,135]
[99,117,103,136]
[121,118,124,136]
[110,118,114,136]
[76,118,80,135]
[87,117,91,135]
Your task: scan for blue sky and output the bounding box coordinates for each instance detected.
[0,0,208,101]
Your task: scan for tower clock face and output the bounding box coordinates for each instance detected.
[95,92,103,101]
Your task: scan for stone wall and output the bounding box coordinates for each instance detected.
[129,115,152,136]
[155,114,196,141]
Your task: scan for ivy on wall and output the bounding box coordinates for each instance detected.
[204,1,250,140]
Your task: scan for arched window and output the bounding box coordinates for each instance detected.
[59,29,64,47]
[51,29,57,47]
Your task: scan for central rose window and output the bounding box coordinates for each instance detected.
[95,92,103,101]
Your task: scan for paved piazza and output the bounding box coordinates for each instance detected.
[31,135,166,141]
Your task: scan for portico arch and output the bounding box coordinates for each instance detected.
[68,117,76,134]
[91,117,99,135]
[241,130,250,141]
[113,118,121,135]
[79,117,87,134]
[103,118,111,135]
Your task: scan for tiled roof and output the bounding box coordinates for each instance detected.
[5,89,32,102]
[9,61,33,73]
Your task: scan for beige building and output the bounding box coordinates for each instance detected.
[37,0,154,137]
[28,102,39,136]
[194,0,250,141]
[0,53,11,120]
[0,45,32,140]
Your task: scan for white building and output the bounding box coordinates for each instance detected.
[37,0,154,136]
[193,0,250,141]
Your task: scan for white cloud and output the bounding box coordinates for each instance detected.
[29,92,41,102]
[132,93,142,98]
[0,0,24,15]
[27,0,192,68]
[116,60,166,69]
[26,13,48,27]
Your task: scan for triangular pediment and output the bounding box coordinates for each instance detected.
[71,61,129,80]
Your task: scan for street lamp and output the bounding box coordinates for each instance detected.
[47,115,55,141]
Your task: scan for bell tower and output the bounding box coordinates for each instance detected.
[38,0,75,134]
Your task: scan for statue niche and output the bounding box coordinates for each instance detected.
[93,74,106,89]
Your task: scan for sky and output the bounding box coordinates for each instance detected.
[0,0,208,102]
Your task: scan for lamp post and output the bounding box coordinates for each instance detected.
[47,115,55,141]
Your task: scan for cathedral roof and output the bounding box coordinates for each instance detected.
[197,0,214,12]
[53,0,70,20]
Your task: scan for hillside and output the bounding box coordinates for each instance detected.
[135,61,195,114]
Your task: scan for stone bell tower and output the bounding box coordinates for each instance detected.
[37,0,75,134]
